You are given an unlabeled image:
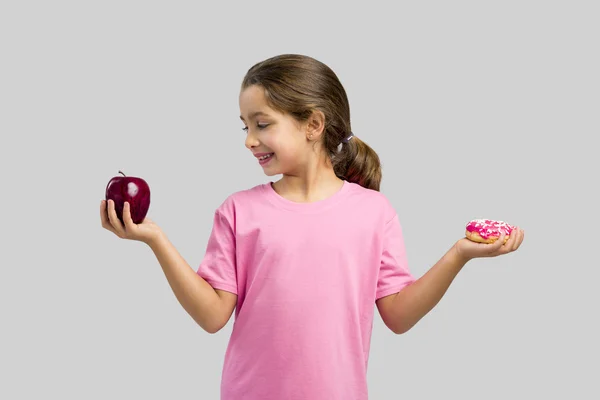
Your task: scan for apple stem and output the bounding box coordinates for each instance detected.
[118,170,126,177]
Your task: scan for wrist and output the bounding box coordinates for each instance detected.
[451,241,472,266]
[146,230,167,249]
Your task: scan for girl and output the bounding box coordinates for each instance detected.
[100,54,524,400]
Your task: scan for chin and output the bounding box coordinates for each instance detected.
[263,169,280,177]
[261,159,284,176]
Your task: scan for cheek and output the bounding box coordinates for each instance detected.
[267,129,306,160]
[270,133,298,154]
[278,140,305,160]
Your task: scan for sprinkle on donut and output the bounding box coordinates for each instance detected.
[465,219,516,244]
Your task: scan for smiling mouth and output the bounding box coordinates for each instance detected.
[258,153,274,160]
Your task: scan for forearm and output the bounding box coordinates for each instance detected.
[392,244,469,333]
[147,232,225,333]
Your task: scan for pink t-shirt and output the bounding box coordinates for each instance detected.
[197,180,415,399]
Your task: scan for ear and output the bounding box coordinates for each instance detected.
[306,109,326,140]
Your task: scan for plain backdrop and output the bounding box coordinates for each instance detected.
[1,1,598,399]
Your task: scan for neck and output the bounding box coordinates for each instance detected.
[273,159,343,203]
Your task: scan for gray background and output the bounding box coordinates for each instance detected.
[1,0,598,399]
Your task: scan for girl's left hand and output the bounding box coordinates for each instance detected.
[454,227,525,262]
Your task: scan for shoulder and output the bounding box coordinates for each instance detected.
[214,182,268,216]
[344,181,397,222]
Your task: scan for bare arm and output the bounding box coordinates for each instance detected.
[376,245,467,334]
[377,227,524,334]
[148,232,237,334]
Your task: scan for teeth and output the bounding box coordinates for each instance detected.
[259,154,273,160]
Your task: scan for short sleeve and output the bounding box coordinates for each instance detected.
[196,206,238,295]
[376,213,416,300]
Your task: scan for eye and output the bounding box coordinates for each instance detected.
[241,124,269,132]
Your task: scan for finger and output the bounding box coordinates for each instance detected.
[519,229,525,246]
[513,228,524,251]
[499,230,513,255]
[122,202,136,231]
[100,200,117,234]
[506,226,520,251]
[490,230,506,254]
[506,227,518,251]
[107,199,126,237]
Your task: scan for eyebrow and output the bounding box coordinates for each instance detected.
[239,111,270,121]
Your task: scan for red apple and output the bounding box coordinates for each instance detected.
[105,170,151,225]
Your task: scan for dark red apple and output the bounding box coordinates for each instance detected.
[105,170,151,225]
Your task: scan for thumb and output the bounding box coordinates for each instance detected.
[492,230,506,251]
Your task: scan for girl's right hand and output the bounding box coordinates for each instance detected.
[101,199,163,245]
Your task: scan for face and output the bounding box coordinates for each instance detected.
[239,85,314,176]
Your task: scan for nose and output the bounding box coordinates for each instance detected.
[245,130,260,150]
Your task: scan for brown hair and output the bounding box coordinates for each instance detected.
[240,54,383,191]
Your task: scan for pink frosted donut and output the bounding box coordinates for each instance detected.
[465,219,515,244]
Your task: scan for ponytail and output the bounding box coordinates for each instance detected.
[332,136,382,191]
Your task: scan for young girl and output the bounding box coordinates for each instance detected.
[100,54,524,400]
